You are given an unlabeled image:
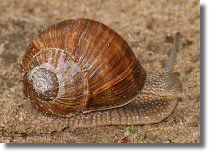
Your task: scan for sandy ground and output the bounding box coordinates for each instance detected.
[0,0,200,143]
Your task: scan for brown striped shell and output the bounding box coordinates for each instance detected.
[21,18,146,117]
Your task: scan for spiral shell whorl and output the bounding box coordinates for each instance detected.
[30,68,59,101]
[24,49,88,117]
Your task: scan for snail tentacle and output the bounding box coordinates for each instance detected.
[164,32,180,73]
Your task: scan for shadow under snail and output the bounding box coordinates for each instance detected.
[20,18,182,130]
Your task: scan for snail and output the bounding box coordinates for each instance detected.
[20,18,182,130]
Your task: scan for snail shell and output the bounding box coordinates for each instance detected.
[21,18,146,117]
[20,18,182,130]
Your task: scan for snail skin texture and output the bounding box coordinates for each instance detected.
[20,18,182,131]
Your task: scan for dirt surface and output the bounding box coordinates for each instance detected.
[0,0,200,143]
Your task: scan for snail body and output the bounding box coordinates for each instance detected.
[21,18,182,129]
